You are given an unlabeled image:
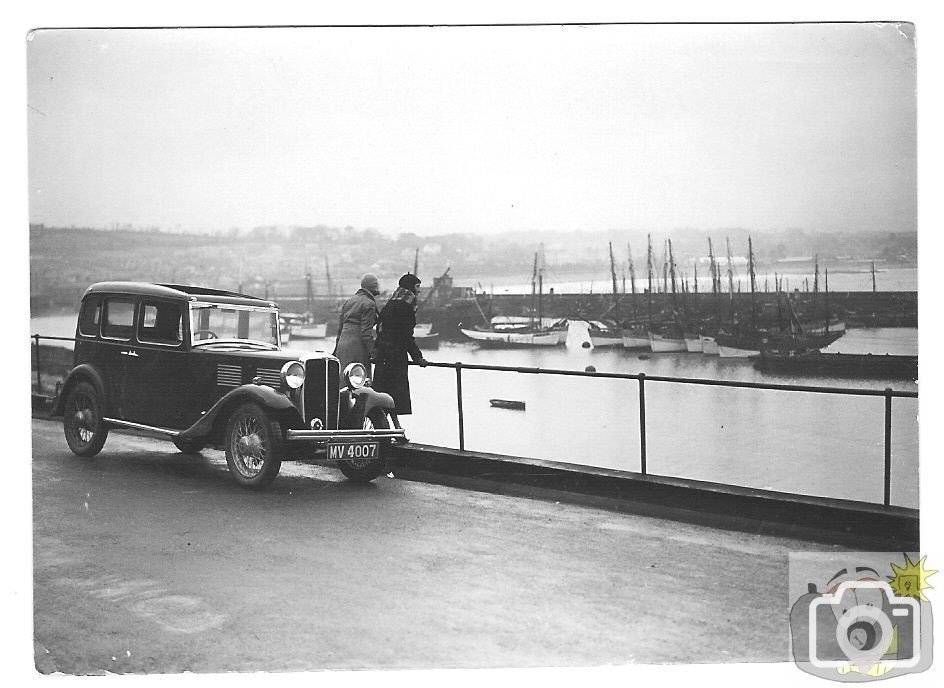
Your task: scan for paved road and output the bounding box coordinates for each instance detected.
[32,418,837,673]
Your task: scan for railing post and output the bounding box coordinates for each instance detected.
[638,373,647,475]
[455,362,465,451]
[884,387,892,507]
[33,334,41,394]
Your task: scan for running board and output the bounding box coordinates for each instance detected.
[103,417,180,437]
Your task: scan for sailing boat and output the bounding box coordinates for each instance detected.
[699,238,722,354]
[587,242,625,348]
[410,248,439,346]
[292,267,328,339]
[461,249,568,346]
[649,239,687,352]
[621,240,650,349]
[716,236,762,357]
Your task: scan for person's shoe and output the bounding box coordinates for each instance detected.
[395,435,410,445]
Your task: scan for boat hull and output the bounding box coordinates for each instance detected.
[294,323,327,339]
[717,344,760,358]
[461,327,566,347]
[700,336,719,355]
[621,330,651,349]
[684,335,703,353]
[649,333,687,353]
[589,333,623,348]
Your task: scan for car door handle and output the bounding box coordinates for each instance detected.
[120,350,139,357]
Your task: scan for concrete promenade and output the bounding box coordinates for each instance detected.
[32,417,838,673]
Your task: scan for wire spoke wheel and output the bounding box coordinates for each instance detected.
[62,381,108,457]
[224,403,282,489]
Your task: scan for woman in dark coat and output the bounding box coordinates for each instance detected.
[373,273,428,435]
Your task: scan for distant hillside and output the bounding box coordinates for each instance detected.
[28,224,916,313]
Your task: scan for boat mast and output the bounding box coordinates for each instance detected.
[325,257,333,298]
[662,240,669,295]
[608,241,620,323]
[646,234,654,327]
[748,236,758,331]
[708,237,721,323]
[871,260,877,292]
[668,239,678,308]
[413,248,419,276]
[725,237,735,327]
[305,266,313,313]
[627,242,638,322]
[530,252,538,329]
[538,245,545,327]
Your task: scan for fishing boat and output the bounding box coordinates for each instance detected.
[461,249,568,347]
[716,246,846,358]
[586,242,628,348]
[619,241,651,349]
[295,322,327,339]
[621,327,651,349]
[290,268,328,338]
[646,239,689,352]
[587,320,624,348]
[650,327,688,352]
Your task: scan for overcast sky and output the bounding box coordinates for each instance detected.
[27,23,916,236]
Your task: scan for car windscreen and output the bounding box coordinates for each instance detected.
[190,304,279,346]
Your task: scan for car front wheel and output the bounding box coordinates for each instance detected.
[63,381,108,457]
[224,403,283,489]
[337,409,389,483]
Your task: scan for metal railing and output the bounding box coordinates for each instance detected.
[409,360,917,508]
[31,334,918,507]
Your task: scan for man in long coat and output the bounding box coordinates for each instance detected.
[373,273,428,428]
[333,273,380,374]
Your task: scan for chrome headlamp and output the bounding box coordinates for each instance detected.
[280,360,306,389]
[343,362,368,389]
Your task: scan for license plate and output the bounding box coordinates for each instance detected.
[327,442,379,461]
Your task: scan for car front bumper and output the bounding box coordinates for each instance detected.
[284,428,405,443]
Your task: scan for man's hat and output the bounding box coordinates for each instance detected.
[360,273,380,292]
[398,273,422,289]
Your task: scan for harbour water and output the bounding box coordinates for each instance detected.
[30,314,918,508]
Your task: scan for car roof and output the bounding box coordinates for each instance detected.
[83,282,277,308]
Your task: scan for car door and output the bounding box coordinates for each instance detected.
[99,296,137,419]
[123,299,190,428]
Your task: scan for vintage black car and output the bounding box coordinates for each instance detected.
[51,282,404,488]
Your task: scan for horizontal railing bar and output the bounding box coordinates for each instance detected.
[409,360,918,398]
[30,334,917,399]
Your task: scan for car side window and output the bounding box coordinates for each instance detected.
[78,297,102,337]
[102,299,136,340]
[138,301,183,345]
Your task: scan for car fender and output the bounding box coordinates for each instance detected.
[49,364,105,417]
[176,384,302,442]
[345,386,395,427]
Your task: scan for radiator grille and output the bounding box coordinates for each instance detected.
[216,364,242,387]
[303,358,340,429]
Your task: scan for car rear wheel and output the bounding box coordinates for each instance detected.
[224,403,283,489]
[63,381,108,457]
[173,437,206,454]
[338,409,389,483]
